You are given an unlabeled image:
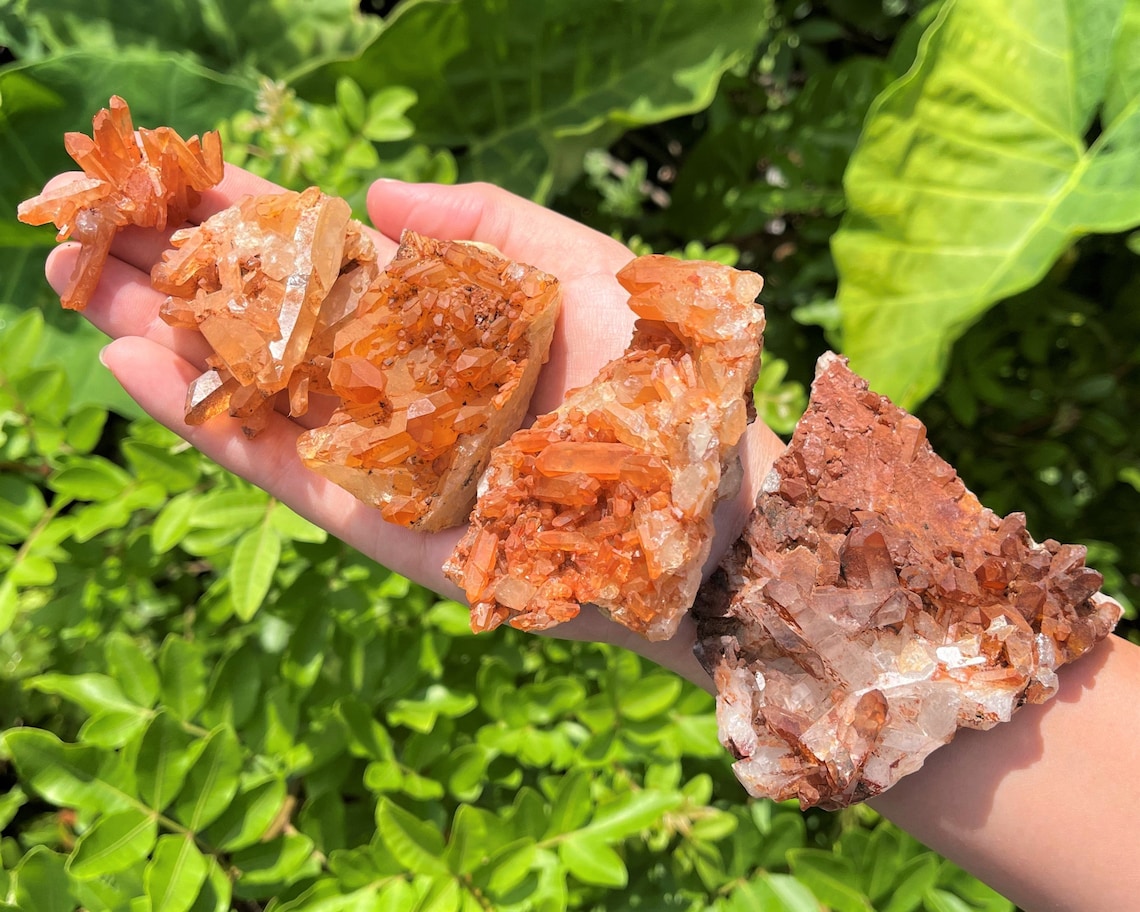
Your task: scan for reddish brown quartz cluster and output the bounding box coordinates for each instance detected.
[152,187,379,437]
[17,96,223,310]
[694,353,1122,810]
[444,255,765,640]
[296,231,562,531]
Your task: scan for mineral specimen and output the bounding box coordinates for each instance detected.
[444,255,765,640]
[17,96,223,310]
[296,231,562,531]
[693,353,1122,810]
[151,187,379,437]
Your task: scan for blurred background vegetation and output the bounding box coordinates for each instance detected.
[0,0,1136,909]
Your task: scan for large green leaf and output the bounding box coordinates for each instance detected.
[1,728,131,815]
[2,0,379,81]
[833,0,1140,408]
[67,807,158,879]
[297,0,769,199]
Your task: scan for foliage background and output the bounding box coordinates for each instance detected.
[0,0,1137,910]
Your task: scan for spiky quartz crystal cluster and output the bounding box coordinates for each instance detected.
[17,95,223,310]
[296,231,561,531]
[445,255,766,640]
[694,354,1123,809]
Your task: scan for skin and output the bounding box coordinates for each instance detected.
[42,165,1140,911]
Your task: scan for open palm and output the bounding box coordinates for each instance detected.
[43,164,784,685]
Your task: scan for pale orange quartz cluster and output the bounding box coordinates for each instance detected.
[152,187,379,437]
[694,354,1123,809]
[17,96,223,310]
[296,231,561,531]
[444,255,765,640]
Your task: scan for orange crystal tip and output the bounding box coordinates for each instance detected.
[17,97,225,311]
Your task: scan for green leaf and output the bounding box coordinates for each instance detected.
[158,636,208,721]
[189,490,271,529]
[121,439,201,493]
[105,632,160,707]
[834,0,1140,407]
[298,0,770,199]
[229,518,281,622]
[64,405,107,454]
[375,798,449,877]
[152,491,197,554]
[9,846,73,912]
[1,728,127,813]
[78,710,151,748]
[48,456,130,501]
[144,834,209,912]
[0,785,27,830]
[617,674,683,721]
[579,790,682,843]
[788,849,874,912]
[230,833,319,894]
[202,777,288,851]
[11,0,379,81]
[882,854,940,912]
[559,835,627,888]
[482,838,536,898]
[0,575,17,634]
[171,726,244,831]
[543,769,591,838]
[136,712,202,813]
[67,807,158,879]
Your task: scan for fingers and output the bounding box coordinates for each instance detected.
[100,335,465,599]
[367,179,633,279]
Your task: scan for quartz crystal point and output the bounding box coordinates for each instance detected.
[444,255,765,640]
[296,230,562,531]
[693,353,1122,810]
[17,96,223,310]
[152,188,378,436]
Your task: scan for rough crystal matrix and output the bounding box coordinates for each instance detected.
[17,96,223,310]
[151,187,379,437]
[694,353,1122,810]
[445,255,765,640]
[296,231,562,531]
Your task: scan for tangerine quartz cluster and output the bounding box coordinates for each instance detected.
[444,255,765,640]
[296,231,562,531]
[693,354,1122,810]
[16,96,223,310]
[152,187,379,437]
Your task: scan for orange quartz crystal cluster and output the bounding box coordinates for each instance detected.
[693,354,1122,810]
[151,187,378,437]
[444,255,766,640]
[296,231,562,531]
[17,96,223,310]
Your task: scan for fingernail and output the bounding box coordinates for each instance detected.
[98,344,110,368]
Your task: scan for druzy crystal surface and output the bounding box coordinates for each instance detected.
[445,255,765,640]
[694,353,1122,810]
[152,187,379,437]
[17,96,223,310]
[296,231,562,530]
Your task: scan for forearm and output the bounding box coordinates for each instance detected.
[870,633,1140,911]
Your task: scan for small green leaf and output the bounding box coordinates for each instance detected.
[68,807,158,879]
[26,672,138,717]
[48,456,130,501]
[0,310,45,377]
[0,785,27,829]
[617,674,683,721]
[543,769,591,838]
[579,790,681,843]
[10,846,72,912]
[559,835,627,888]
[229,519,281,621]
[190,490,269,529]
[144,834,209,912]
[122,439,201,493]
[105,631,160,707]
[158,636,208,721]
[151,491,197,554]
[375,798,448,877]
[136,712,202,813]
[484,839,537,898]
[336,76,367,130]
[203,777,288,851]
[2,729,126,813]
[64,406,107,454]
[171,726,244,831]
[78,710,151,748]
[0,576,17,634]
[231,833,319,894]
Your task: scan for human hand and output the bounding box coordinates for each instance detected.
[42,165,786,687]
